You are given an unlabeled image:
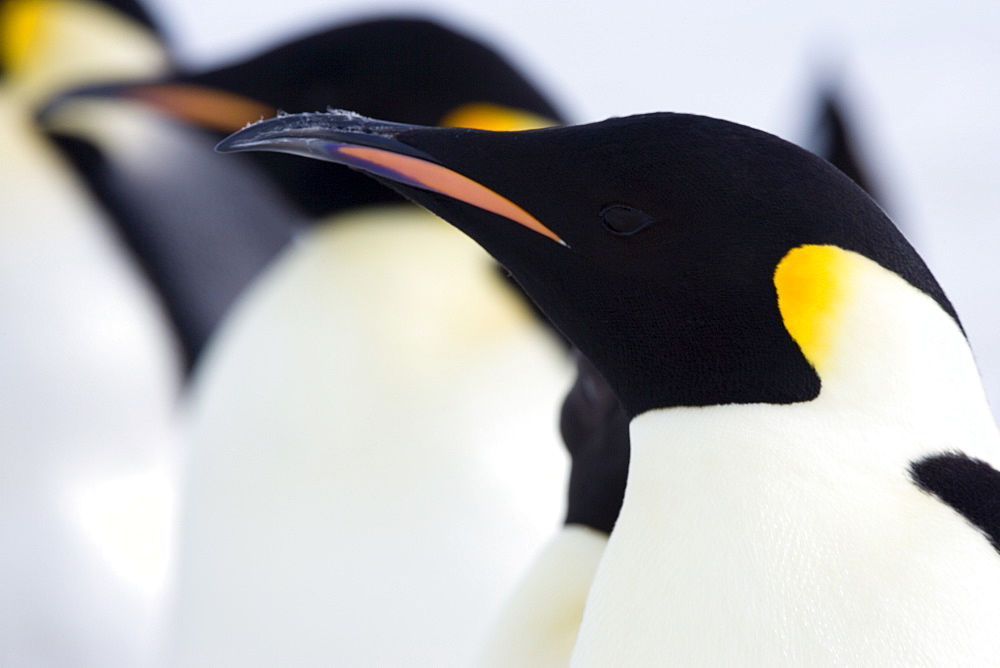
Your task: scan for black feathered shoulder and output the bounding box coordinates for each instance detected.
[911,452,1000,553]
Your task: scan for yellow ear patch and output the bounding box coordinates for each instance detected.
[438,102,556,132]
[774,244,856,368]
[1,0,46,74]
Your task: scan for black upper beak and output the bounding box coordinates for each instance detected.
[215,110,435,159]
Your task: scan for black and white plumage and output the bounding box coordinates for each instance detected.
[220,109,1000,664]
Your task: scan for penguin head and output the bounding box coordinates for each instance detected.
[0,0,167,104]
[39,17,564,217]
[218,111,961,418]
[162,17,562,131]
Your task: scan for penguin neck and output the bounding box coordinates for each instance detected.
[628,248,999,499]
[571,254,1000,664]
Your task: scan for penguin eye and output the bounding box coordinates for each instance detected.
[600,204,655,236]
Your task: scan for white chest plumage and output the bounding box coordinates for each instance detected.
[172,207,572,666]
[572,249,1000,665]
[0,90,179,667]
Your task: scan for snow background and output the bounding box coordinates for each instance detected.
[146,0,1000,411]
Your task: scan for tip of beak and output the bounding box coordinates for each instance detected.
[214,110,366,154]
[213,125,256,153]
[215,113,289,153]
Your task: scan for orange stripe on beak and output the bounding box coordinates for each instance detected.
[130,84,276,134]
[338,145,565,245]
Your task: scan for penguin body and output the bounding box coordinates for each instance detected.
[0,0,177,664]
[579,246,1000,664]
[220,110,1000,664]
[476,524,607,667]
[176,206,569,664]
[45,19,576,664]
[0,93,179,667]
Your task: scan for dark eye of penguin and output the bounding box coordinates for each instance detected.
[600,204,655,236]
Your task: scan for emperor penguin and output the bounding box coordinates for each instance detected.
[482,82,890,665]
[0,0,179,665]
[44,18,579,665]
[220,109,1000,664]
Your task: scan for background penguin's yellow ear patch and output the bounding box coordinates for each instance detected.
[1,0,46,74]
[774,244,855,368]
[438,102,556,131]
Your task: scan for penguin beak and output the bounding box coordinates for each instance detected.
[38,82,276,134]
[216,110,566,246]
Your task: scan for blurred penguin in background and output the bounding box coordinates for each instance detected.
[40,17,562,372]
[0,0,167,107]
[804,78,892,224]
[0,0,180,665]
[42,17,582,665]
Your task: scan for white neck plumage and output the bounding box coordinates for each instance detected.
[571,248,1000,665]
